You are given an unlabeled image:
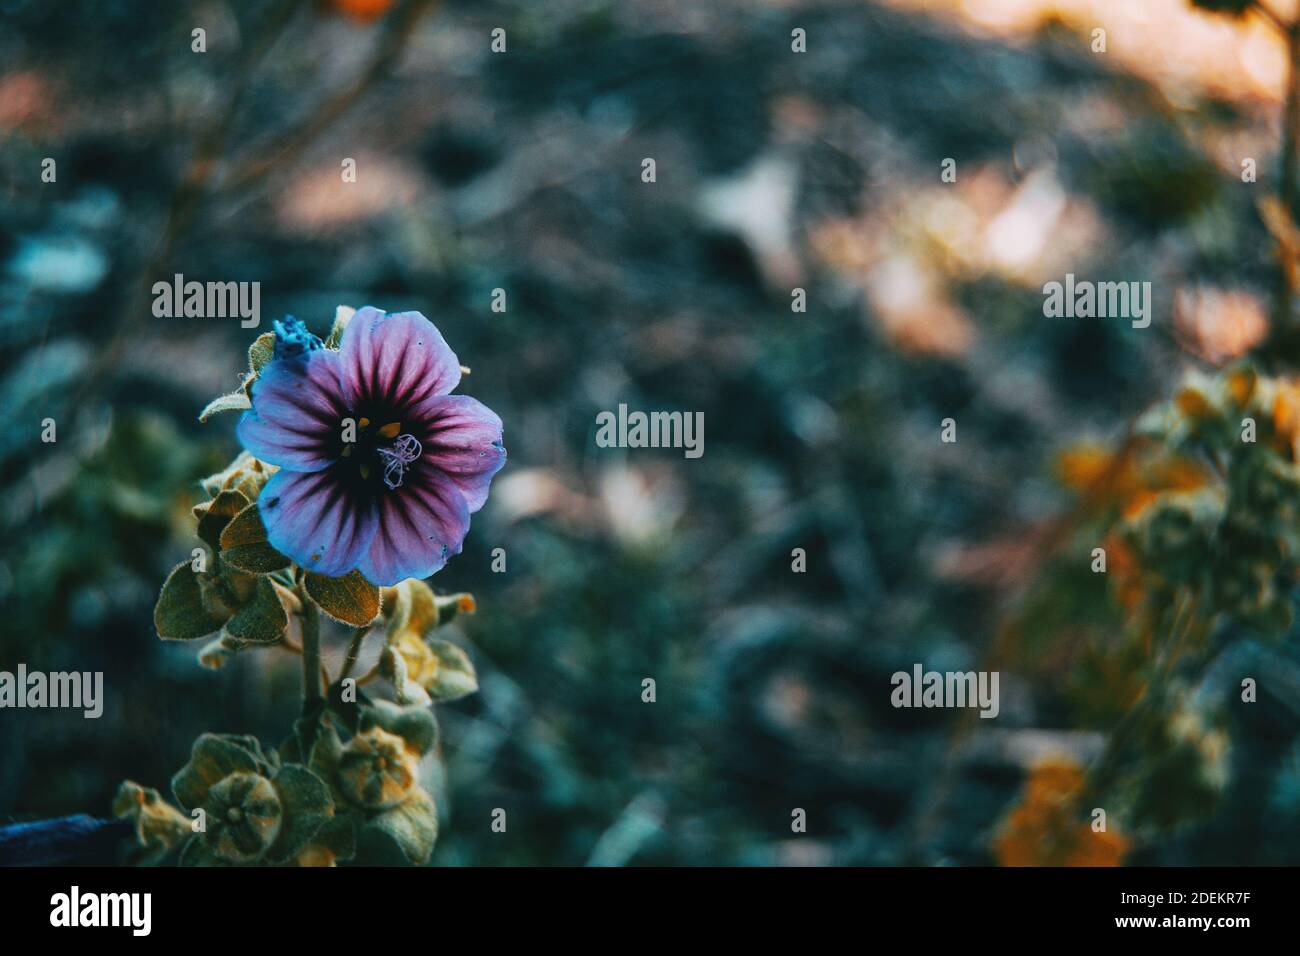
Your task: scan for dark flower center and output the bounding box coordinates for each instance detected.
[334,414,425,494]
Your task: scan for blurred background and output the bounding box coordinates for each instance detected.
[3,0,1300,865]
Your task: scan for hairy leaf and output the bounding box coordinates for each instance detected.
[198,390,252,422]
[223,576,289,643]
[155,562,229,641]
[219,503,291,572]
[305,569,381,626]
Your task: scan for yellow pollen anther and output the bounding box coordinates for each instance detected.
[360,464,371,480]
[358,417,370,428]
[341,445,353,458]
[378,422,401,438]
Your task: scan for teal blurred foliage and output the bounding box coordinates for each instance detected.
[2,0,1300,865]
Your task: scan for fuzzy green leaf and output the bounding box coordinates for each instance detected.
[266,764,334,864]
[248,332,276,374]
[198,390,252,422]
[304,717,345,780]
[425,639,479,702]
[309,814,356,862]
[362,699,438,757]
[155,562,229,641]
[194,489,250,551]
[171,733,275,811]
[356,788,438,865]
[380,644,432,707]
[219,502,291,572]
[223,576,289,643]
[378,581,414,638]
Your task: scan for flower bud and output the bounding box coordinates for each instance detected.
[201,771,284,863]
[112,781,191,864]
[336,727,418,811]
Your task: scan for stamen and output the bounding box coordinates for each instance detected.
[377,434,423,490]
[378,421,401,438]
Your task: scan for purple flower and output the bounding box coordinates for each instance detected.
[236,308,505,586]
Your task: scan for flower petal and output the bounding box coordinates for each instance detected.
[237,350,350,472]
[356,467,470,586]
[413,394,506,513]
[257,468,378,577]
[340,307,462,412]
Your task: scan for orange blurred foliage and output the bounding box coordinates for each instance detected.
[1054,442,1208,520]
[993,758,1129,866]
[1271,379,1300,457]
[329,0,394,21]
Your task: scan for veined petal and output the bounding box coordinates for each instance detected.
[237,349,350,472]
[413,394,507,513]
[356,467,470,586]
[258,468,378,577]
[341,307,462,412]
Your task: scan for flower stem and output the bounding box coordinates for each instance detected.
[340,626,371,681]
[300,596,324,707]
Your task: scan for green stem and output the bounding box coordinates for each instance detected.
[300,596,323,707]
[1080,589,1203,806]
[340,626,371,681]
